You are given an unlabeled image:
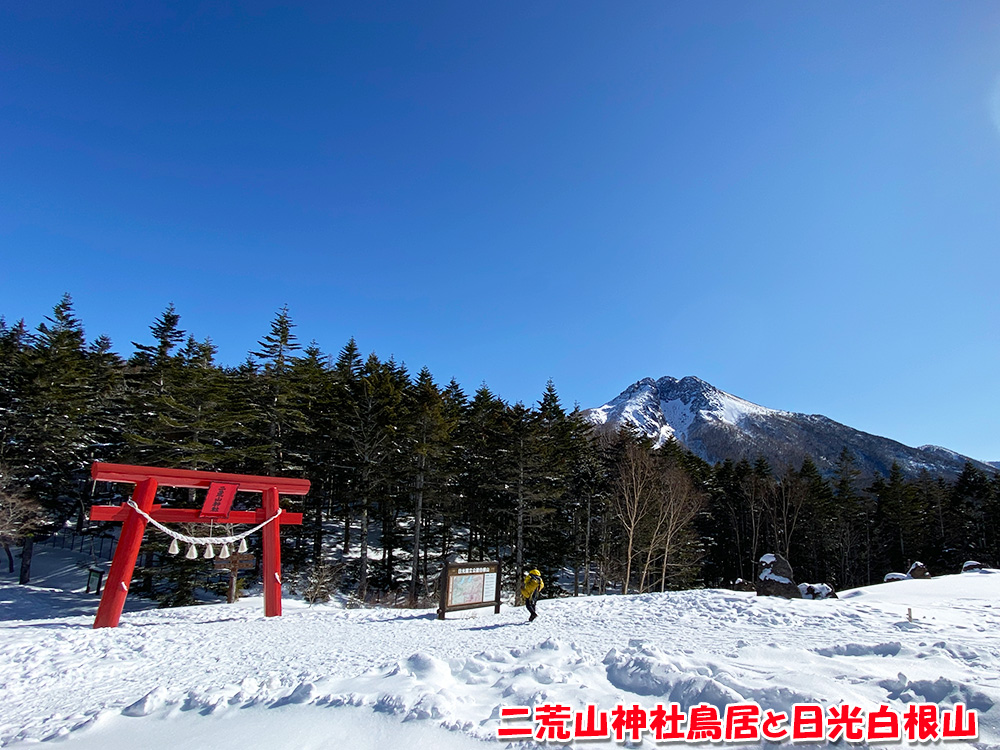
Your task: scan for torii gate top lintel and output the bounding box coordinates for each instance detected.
[88,462,309,629]
[91,461,311,495]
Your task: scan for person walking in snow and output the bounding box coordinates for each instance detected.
[521,569,544,622]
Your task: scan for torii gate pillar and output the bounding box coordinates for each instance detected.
[262,486,282,617]
[94,477,158,629]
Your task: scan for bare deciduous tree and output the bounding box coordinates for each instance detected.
[0,472,43,575]
[610,441,659,594]
[734,469,769,580]
[767,466,808,561]
[655,463,706,592]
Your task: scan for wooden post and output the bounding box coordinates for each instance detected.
[94,478,157,628]
[494,561,502,615]
[437,561,450,620]
[214,553,255,604]
[262,486,281,617]
[86,568,105,595]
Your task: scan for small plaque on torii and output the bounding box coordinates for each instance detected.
[200,482,238,517]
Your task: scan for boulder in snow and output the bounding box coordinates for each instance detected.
[962,560,984,573]
[756,553,801,599]
[885,561,932,582]
[798,582,837,600]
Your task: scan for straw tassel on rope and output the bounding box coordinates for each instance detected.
[125,500,282,555]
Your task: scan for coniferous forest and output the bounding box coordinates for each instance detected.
[2,295,999,606]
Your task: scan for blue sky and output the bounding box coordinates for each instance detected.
[2,2,999,460]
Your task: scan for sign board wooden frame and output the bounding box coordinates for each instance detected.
[437,560,501,620]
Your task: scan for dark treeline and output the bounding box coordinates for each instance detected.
[2,296,998,603]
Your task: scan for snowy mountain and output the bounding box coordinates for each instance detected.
[584,376,994,479]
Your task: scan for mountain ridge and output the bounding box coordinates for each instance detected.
[583,376,994,479]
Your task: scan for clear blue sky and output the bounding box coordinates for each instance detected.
[2,2,999,460]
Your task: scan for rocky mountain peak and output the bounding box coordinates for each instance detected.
[584,375,994,480]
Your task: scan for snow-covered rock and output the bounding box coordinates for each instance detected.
[756,553,801,599]
[798,582,837,600]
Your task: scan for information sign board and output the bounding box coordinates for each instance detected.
[437,560,501,619]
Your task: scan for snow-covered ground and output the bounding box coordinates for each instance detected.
[2,547,999,749]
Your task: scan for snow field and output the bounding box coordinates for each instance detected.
[2,549,999,748]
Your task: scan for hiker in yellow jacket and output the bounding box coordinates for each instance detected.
[521,569,544,622]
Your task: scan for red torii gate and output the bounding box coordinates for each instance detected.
[88,462,308,629]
